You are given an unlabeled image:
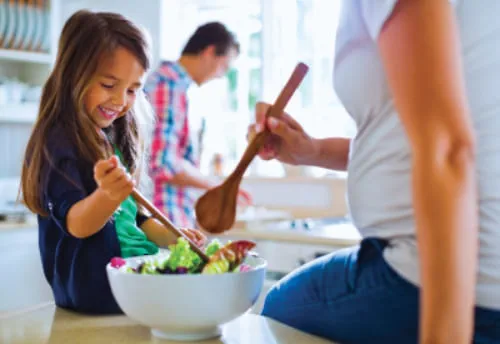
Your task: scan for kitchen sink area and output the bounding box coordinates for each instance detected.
[220,215,361,313]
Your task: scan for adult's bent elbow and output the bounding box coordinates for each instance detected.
[446,137,476,170]
[414,130,476,173]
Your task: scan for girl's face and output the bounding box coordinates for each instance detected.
[84,47,145,129]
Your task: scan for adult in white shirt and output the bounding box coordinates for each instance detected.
[249,0,500,343]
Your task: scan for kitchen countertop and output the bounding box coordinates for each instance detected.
[222,223,361,247]
[0,302,334,344]
[0,216,36,230]
[0,219,361,247]
[0,222,33,230]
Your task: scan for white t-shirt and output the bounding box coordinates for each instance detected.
[334,0,500,309]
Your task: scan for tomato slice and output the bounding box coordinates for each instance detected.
[202,240,256,274]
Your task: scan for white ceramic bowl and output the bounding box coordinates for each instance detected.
[106,254,267,341]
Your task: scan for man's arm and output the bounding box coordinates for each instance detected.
[166,160,215,189]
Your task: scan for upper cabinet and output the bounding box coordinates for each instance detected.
[0,0,60,123]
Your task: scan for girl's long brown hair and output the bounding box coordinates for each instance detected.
[21,10,153,216]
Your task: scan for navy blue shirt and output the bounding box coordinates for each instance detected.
[38,129,148,314]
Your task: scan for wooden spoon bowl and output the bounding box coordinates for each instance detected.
[195,63,309,233]
[133,189,257,270]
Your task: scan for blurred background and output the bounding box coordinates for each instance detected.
[0,0,360,314]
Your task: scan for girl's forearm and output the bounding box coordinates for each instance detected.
[140,218,177,247]
[66,189,121,238]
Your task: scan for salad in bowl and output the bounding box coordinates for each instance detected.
[110,237,256,275]
[106,237,267,341]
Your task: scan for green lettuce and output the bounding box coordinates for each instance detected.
[166,237,202,272]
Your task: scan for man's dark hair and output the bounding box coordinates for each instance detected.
[181,22,239,56]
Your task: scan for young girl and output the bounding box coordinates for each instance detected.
[20,10,206,314]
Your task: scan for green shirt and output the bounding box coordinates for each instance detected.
[113,148,158,258]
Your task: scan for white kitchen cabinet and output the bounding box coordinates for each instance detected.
[0,226,53,313]
[0,0,60,178]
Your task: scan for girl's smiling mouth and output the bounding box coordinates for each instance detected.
[98,106,120,120]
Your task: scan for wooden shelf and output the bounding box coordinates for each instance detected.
[0,49,53,65]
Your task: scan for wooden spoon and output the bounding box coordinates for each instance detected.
[133,189,257,269]
[195,62,309,233]
[131,189,210,263]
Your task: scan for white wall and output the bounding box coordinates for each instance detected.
[0,226,53,313]
[241,176,348,219]
[61,0,163,69]
[159,0,190,61]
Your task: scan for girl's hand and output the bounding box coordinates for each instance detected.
[180,228,207,247]
[94,156,135,202]
[247,102,317,165]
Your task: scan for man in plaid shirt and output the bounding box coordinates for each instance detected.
[144,22,251,229]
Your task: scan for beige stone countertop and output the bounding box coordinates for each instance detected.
[0,302,335,344]
[221,223,361,247]
[0,221,33,230]
[0,219,361,247]
[0,216,37,231]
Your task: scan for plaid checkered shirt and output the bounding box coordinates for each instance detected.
[144,61,199,228]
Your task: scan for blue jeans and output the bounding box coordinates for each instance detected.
[262,238,500,343]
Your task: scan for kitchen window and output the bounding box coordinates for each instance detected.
[162,0,355,178]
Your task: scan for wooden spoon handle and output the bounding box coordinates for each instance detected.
[231,62,309,178]
[100,133,209,261]
[265,62,309,120]
[131,189,210,262]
